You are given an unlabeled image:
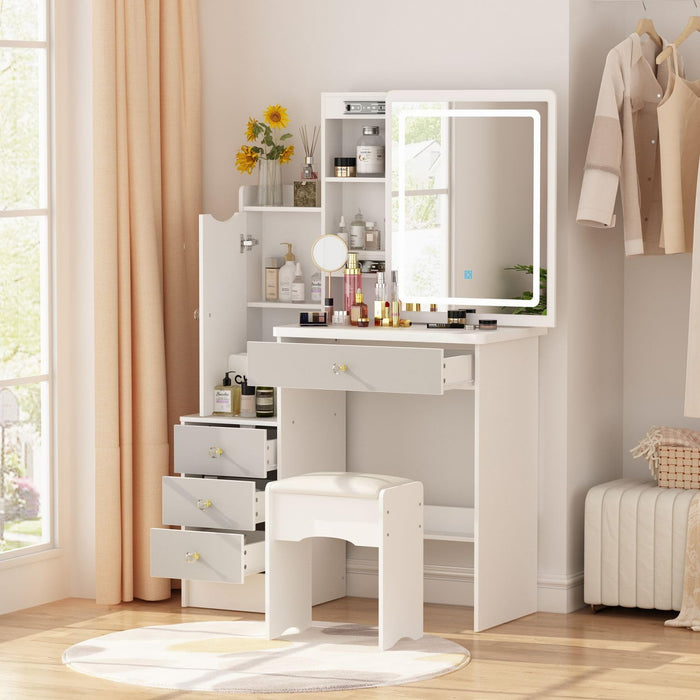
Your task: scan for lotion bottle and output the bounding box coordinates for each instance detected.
[213,371,240,416]
[291,261,305,303]
[278,243,296,302]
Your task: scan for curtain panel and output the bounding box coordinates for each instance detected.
[93,0,201,604]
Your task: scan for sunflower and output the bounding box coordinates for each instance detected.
[235,145,259,174]
[263,104,289,130]
[279,145,295,165]
[245,117,258,142]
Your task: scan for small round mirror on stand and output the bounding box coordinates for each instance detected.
[311,234,348,302]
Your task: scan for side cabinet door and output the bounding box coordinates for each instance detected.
[199,213,251,415]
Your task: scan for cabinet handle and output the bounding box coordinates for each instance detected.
[332,362,347,375]
[185,551,200,563]
[208,446,223,458]
[196,498,212,511]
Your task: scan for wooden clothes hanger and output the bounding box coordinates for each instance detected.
[657,14,700,64]
[635,18,663,50]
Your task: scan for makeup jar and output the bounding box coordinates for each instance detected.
[479,319,497,330]
[334,157,356,177]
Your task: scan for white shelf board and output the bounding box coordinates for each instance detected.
[243,205,321,213]
[424,505,474,543]
[248,301,321,310]
[180,413,278,428]
[325,177,386,184]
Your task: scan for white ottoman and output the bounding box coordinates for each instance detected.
[265,471,424,650]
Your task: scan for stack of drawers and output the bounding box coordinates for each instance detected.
[151,422,276,587]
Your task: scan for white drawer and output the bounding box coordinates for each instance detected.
[248,341,472,394]
[174,424,276,477]
[162,476,265,530]
[150,528,265,584]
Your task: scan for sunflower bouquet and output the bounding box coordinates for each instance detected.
[235,104,295,174]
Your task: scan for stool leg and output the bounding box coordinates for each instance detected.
[378,482,424,650]
[266,537,312,640]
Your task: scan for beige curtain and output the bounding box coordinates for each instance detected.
[93,0,201,604]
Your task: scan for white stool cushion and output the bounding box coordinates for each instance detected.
[267,472,415,499]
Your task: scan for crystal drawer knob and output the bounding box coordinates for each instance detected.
[185,551,200,563]
[208,446,223,458]
[196,498,212,511]
[332,362,347,375]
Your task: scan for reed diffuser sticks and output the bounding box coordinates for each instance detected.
[299,125,319,179]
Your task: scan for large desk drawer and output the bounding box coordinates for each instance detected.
[174,424,276,477]
[248,341,472,394]
[150,529,265,584]
[162,476,265,530]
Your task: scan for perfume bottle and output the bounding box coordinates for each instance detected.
[374,271,387,326]
[344,252,362,314]
[350,289,368,327]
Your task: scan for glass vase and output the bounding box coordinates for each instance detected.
[257,158,282,206]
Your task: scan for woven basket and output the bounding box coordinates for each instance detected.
[657,445,700,488]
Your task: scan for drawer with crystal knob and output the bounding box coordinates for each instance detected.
[150,529,265,584]
[161,476,265,530]
[174,424,276,477]
[247,341,473,394]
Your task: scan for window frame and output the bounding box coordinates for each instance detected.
[0,0,55,561]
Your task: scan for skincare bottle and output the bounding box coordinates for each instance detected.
[336,215,348,246]
[324,297,334,320]
[278,243,296,302]
[356,125,385,176]
[344,252,362,314]
[374,271,387,326]
[349,209,366,250]
[255,386,275,417]
[265,257,282,301]
[364,221,380,251]
[350,288,368,326]
[239,378,256,418]
[310,272,322,302]
[213,371,240,416]
[291,261,305,303]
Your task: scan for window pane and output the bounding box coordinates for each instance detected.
[0,0,46,42]
[0,382,50,552]
[0,47,46,210]
[0,217,46,380]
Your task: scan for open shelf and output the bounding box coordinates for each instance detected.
[424,505,474,542]
[325,176,386,184]
[243,205,321,213]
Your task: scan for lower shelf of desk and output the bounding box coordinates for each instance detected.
[424,505,474,542]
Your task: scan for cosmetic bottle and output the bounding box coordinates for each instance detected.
[213,371,240,416]
[265,257,282,301]
[350,289,368,326]
[356,126,385,176]
[310,272,322,303]
[344,252,362,314]
[336,215,348,246]
[374,271,387,326]
[349,209,366,250]
[324,297,334,320]
[291,261,305,303]
[364,221,380,251]
[239,378,256,418]
[255,386,275,418]
[278,243,296,302]
[391,270,401,310]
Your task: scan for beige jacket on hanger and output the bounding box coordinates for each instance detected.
[577,33,680,255]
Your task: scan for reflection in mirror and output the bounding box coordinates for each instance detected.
[388,91,556,327]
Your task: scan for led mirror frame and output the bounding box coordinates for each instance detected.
[386,89,557,328]
[311,234,348,272]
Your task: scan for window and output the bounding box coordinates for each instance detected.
[0,0,52,556]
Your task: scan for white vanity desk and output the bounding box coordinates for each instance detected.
[248,323,545,632]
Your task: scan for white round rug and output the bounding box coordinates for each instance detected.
[62,620,470,693]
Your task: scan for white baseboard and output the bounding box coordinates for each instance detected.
[347,558,584,614]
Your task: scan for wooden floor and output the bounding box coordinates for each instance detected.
[1,595,700,699]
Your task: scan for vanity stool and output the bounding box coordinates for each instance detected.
[265,471,424,651]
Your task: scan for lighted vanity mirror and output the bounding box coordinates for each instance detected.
[387,90,556,327]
